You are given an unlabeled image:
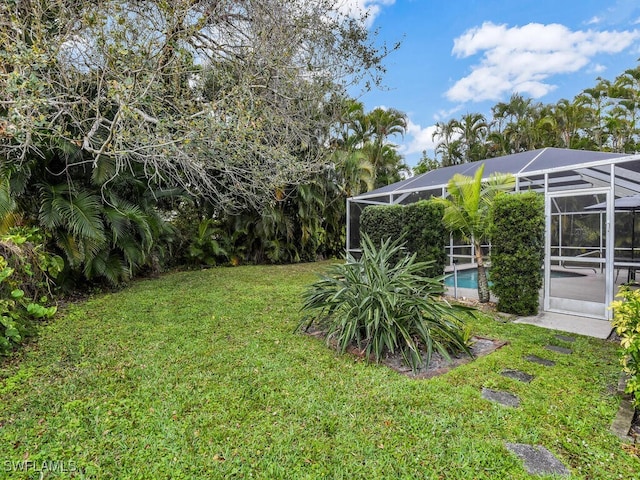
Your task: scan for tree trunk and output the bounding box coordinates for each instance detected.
[475,242,490,303]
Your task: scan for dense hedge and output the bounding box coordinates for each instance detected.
[360,200,447,277]
[489,191,545,315]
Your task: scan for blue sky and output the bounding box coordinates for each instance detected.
[348,0,640,167]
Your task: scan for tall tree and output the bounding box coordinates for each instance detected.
[363,107,408,186]
[0,0,396,282]
[453,113,488,162]
[0,0,393,213]
[578,80,611,150]
[610,66,640,151]
[433,119,463,166]
[491,93,539,152]
[540,98,589,149]
[413,152,440,175]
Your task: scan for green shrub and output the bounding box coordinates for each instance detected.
[360,204,404,249]
[611,285,640,408]
[0,227,61,354]
[489,192,545,315]
[360,200,447,277]
[187,218,230,266]
[298,234,472,372]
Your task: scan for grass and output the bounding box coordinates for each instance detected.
[0,261,637,479]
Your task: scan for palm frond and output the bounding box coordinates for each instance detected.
[83,249,129,285]
[40,185,106,242]
[91,157,117,185]
[0,178,16,223]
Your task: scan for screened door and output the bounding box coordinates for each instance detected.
[544,189,613,319]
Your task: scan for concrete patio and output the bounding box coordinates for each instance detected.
[444,265,623,339]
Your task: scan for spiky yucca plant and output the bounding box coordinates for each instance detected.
[299,234,473,372]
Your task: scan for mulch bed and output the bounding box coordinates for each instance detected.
[303,327,508,379]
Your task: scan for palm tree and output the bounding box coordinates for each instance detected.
[491,93,539,152]
[368,107,407,140]
[604,108,631,152]
[363,142,409,187]
[433,119,463,166]
[334,148,375,196]
[578,80,611,150]
[434,164,515,303]
[549,98,589,148]
[485,130,510,158]
[336,99,368,148]
[364,107,408,186]
[453,113,488,162]
[614,67,640,131]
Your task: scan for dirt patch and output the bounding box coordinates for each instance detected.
[303,328,508,379]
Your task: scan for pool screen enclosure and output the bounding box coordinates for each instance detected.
[347,147,640,320]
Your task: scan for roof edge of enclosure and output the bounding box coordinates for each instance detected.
[349,147,640,203]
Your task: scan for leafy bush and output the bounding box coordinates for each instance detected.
[298,234,472,372]
[187,219,230,266]
[360,204,404,248]
[611,285,640,408]
[0,227,61,354]
[489,192,545,315]
[360,200,447,277]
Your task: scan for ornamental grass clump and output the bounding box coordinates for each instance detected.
[298,234,473,372]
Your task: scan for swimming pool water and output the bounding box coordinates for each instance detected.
[445,269,486,289]
[444,269,584,289]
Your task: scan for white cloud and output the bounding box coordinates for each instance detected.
[434,105,464,122]
[446,22,640,103]
[402,119,439,156]
[586,16,602,25]
[335,0,396,26]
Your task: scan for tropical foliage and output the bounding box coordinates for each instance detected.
[0,159,175,286]
[434,165,515,303]
[298,234,472,372]
[5,0,640,291]
[0,0,407,283]
[430,64,640,167]
[0,227,60,354]
[610,285,640,408]
[173,100,411,267]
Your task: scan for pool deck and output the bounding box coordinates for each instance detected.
[514,311,613,339]
[444,265,615,339]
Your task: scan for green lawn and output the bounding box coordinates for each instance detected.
[0,262,637,479]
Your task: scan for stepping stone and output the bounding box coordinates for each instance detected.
[545,345,572,355]
[481,388,520,407]
[525,355,556,367]
[555,334,576,343]
[501,369,534,383]
[611,394,636,441]
[505,443,570,476]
